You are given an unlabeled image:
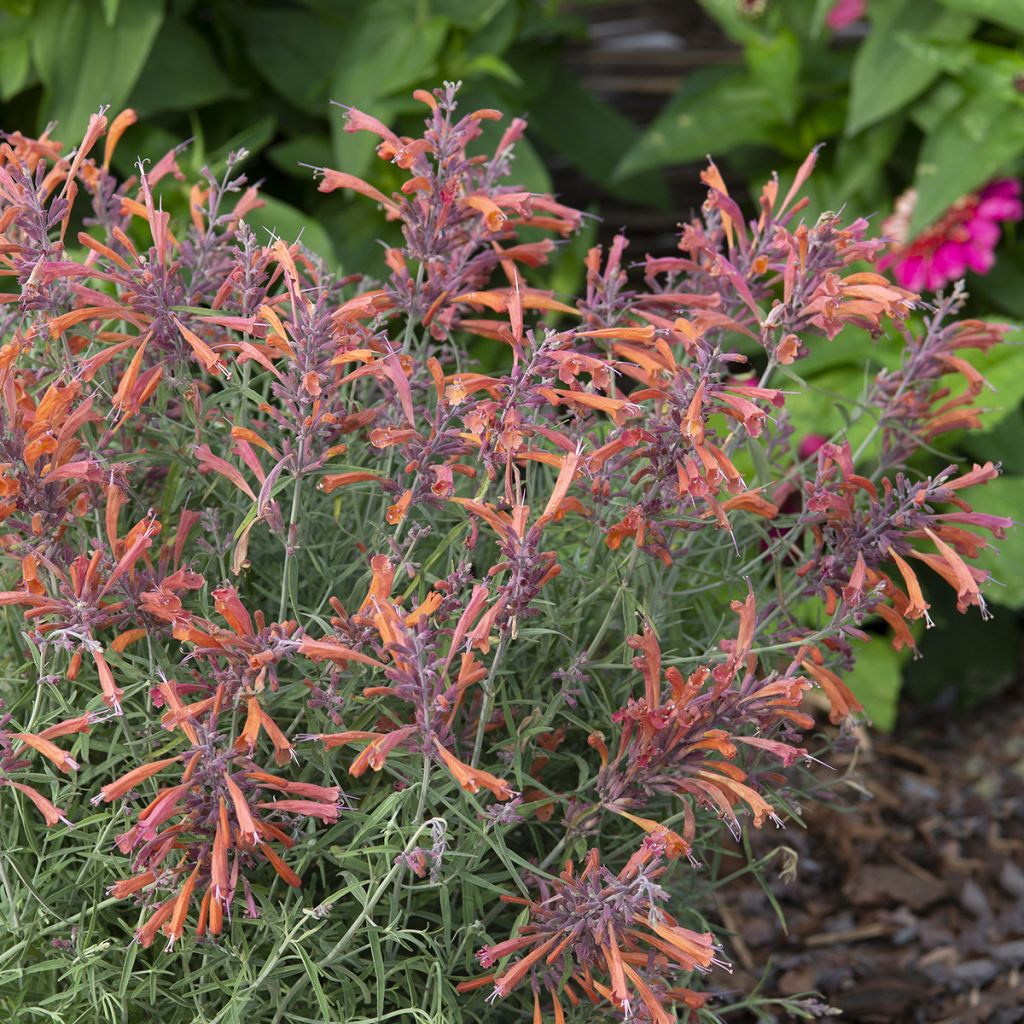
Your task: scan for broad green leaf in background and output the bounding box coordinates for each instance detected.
[244,194,335,265]
[0,0,34,16]
[746,28,801,124]
[910,92,1024,232]
[846,0,975,136]
[267,134,335,181]
[433,0,507,30]
[456,51,522,88]
[898,38,1024,105]
[846,636,908,731]
[961,407,1024,475]
[0,12,33,100]
[129,19,244,117]
[972,474,1024,608]
[831,117,903,214]
[614,68,778,180]
[970,239,1024,318]
[908,77,967,134]
[936,0,1024,33]
[234,6,352,109]
[30,0,163,138]
[965,325,1024,430]
[328,0,448,178]
[522,66,670,206]
[203,115,278,177]
[787,323,904,379]
[464,0,519,58]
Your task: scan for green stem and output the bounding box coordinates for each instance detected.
[277,438,306,622]
[586,543,640,658]
[0,847,20,930]
[267,816,443,1024]
[470,634,507,769]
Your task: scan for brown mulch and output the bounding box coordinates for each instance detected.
[718,698,1024,1023]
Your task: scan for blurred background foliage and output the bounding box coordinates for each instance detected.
[0,0,1021,725]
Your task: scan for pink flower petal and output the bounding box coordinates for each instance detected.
[826,0,866,29]
[976,195,1023,222]
[964,242,995,275]
[931,241,967,282]
[966,217,1000,247]
[893,254,927,291]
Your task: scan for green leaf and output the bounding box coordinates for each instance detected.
[614,68,778,180]
[961,407,1024,475]
[968,239,1024,317]
[965,323,1024,430]
[129,19,244,116]
[500,134,551,196]
[204,115,277,175]
[973,475,1024,609]
[910,93,1024,232]
[908,77,967,134]
[233,6,350,108]
[777,361,883,459]
[697,0,773,44]
[101,0,117,26]
[846,0,975,136]
[0,13,33,100]
[328,0,448,178]
[295,945,333,1021]
[30,0,163,139]
[523,66,668,206]
[846,638,907,731]
[936,0,1024,32]
[898,38,1024,104]
[464,0,518,57]
[267,134,334,179]
[832,117,903,212]
[242,194,336,264]
[457,51,522,88]
[432,0,506,30]
[746,28,801,123]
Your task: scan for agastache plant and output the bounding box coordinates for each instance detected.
[0,85,1014,1022]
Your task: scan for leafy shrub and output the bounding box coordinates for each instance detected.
[0,0,666,277]
[625,2,1024,242]
[0,86,1013,1022]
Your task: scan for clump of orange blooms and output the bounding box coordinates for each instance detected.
[0,85,1010,1020]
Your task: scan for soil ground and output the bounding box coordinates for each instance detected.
[721,696,1024,1023]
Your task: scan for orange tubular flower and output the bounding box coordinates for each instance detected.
[614,809,691,860]
[2,779,71,827]
[432,736,515,801]
[11,730,80,773]
[462,846,725,1021]
[224,772,260,845]
[91,755,181,805]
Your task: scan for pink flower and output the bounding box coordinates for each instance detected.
[798,434,829,461]
[880,179,1023,292]
[827,0,866,30]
